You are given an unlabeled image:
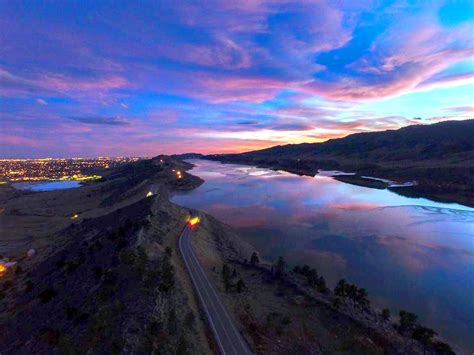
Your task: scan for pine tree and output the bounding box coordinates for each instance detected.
[250,252,260,266]
[236,279,246,293]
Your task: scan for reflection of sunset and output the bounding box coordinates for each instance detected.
[171,159,474,350]
[205,203,279,227]
[326,202,381,210]
[377,236,472,273]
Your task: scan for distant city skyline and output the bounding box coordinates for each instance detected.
[1,1,473,158]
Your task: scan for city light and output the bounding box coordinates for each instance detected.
[71,214,79,220]
[146,191,153,197]
[0,157,142,182]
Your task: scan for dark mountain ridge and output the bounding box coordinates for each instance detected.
[230,119,474,162]
[208,120,474,206]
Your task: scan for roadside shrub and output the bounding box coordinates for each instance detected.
[221,263,231,292]
[333,297,342,309]
[184,311,195,330]
[39,287,57,303]
[93,266,103,279]
[432,341,454,354]
[159,254,175,292]
[2,280,13,290]
[334,279,370,307]
[275,256,286,277]
[399,310,417,331]
[41,328,61,345]
[24,280,33,292]
[250,252,260,266]
[65,306,79,319]
[236,279,246,293]
[412,326,436,345]
[119,249,136,265]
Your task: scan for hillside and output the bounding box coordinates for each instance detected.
[208,120,474,207]
[0,157,212,353]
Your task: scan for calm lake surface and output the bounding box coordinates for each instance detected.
[172,159,474,351]
[14,180,82,191]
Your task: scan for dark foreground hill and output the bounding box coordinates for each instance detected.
[208,120,474,206]
[0,157,212,354]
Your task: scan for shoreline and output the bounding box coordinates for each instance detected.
[181,160,463,354]
[190,206,461,354]
[206,156,474,208]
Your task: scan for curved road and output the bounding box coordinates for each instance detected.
[179,224,252,355]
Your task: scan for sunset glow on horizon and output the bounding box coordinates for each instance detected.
[1,1,473,158]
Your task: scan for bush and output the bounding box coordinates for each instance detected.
[317,276,327,292]
[24,280,33,293]
[65,306,79,319]
[39,287,57,303]
[135,246,148,272]
[432,341,454,354]
[222,263,231,292]
[412,326,436,345]
[184,311,195,330]
[2,280,13,290]
[399,310,417,331]
[275,256,286,277]
[236,279,246,293]
[119,249,135,265]
[41,328,61,345]
[334,279,370,307]
[160,255,175,292]
[382,308,390,321]
[250,252,260,266]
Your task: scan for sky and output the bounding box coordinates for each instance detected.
[0,0,473,158]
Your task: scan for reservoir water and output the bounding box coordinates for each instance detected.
[171,159,474,351]
[13,180,82,191]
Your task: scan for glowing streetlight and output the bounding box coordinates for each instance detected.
[146,191,153,197]
[189,216,200,226]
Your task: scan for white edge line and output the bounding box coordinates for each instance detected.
[179,227,227,355]
[186,228,251,354]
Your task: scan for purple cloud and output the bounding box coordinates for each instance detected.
[0,1,472,157]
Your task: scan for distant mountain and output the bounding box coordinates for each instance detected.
[208,120,474,206]
[171,153,204,160]
[215,119,474,163]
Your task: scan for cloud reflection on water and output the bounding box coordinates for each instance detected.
[172,159,474,351]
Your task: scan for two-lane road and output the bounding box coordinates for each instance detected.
[179,223,251,355]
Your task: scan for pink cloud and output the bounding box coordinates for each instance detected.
[0,67,128,98]
[0,133,44,148]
